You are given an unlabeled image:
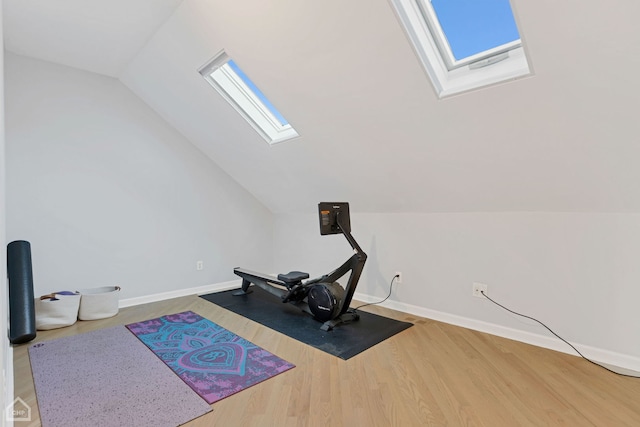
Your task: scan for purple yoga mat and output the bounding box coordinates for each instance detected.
[126,311,295,404]
[28,325,212,427]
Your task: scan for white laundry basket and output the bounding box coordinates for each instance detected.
[76,286,121,320]
[34,292,81,330]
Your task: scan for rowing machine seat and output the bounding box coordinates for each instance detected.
[277,271,309,285]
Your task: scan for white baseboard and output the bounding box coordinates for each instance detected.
[118,281,640,374]
[4,346,14,427]
[353,291,640,374]
[118,279,242,308]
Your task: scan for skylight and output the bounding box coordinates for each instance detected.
[390,0,531,97]
[199,51,298,145]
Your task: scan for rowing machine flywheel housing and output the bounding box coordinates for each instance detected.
[307,282,345,322]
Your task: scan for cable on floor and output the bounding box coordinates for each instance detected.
[353,274,398,313]
[481,290,640,379]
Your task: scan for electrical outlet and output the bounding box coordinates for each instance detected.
[196,261,204,271]
[472,282,487,298]
[395,272,402,284]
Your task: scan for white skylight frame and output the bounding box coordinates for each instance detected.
[389,0,531,98]
[199,51,299,145]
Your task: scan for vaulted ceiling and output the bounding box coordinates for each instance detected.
[5,0,640,213]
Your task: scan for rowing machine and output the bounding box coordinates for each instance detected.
[233,202,367,331]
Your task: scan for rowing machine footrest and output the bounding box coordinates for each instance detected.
[282,285,307,303]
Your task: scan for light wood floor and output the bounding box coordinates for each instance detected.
[13,294,640,426]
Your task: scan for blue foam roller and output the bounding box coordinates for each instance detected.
[8,240,36,344]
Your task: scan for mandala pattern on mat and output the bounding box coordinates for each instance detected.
[126,310,295,403]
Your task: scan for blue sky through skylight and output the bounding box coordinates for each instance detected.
[431,0,520,61]
[227,60,289,126]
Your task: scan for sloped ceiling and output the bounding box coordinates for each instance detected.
[5,0,640,213]
[3,0,183,77]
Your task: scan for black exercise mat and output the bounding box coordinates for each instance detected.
[200,287,412,359]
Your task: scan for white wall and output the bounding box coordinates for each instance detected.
[4,53,274,300]
[1,2,12,423]
[274,211,640,370]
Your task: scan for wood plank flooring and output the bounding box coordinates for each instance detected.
[12,294,640,426]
